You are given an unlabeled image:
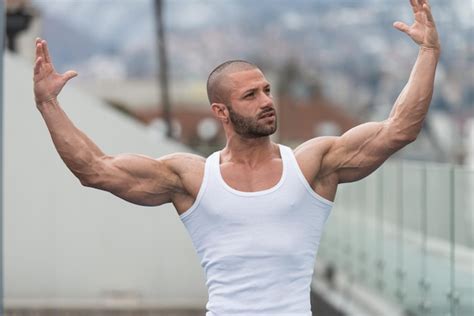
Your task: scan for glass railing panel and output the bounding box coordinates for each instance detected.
[424,164,453,316]
[353,178,369,286]
[453,167,473,249]
[319,184,347,272]
[382,162,404,304]
[315,161,473,316]
[364,167,381,290]
[401,163,429,315]
[453,167,473,316]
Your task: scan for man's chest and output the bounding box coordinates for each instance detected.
[220,160,283,192]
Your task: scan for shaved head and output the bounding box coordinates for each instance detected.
[206,60,259,104]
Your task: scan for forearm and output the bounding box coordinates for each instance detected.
[37,98,105,183]
[388,47,440,140]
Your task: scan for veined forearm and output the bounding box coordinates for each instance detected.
[388,47,440,140]
[37,98,105,182]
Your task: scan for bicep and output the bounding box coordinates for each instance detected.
[322,120,406,183]
[84,153,183,206]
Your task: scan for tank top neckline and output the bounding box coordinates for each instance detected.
[214,144,288,197]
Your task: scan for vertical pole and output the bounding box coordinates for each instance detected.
[396,161,405,303]
[448,166,457,316]
[359,179,367,283]
[345,186,353,305]
[0,1,5,314]
[154,0,173,138]
[419,164,431,315]
[376,168,385,292]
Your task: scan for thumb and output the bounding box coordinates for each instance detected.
[62,70,78,83]
[393,21,410,34]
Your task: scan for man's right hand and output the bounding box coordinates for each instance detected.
[33,38,78,105]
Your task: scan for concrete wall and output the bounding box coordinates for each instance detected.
[4,53,208,308]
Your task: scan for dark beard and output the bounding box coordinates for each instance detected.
[227,104,277,138]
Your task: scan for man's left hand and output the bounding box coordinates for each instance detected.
[393,0,440,50]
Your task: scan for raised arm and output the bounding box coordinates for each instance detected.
[33,38,201,207]
[297,0,440,186]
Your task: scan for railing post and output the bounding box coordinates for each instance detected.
[418,165,431,315]
[358,180,367,283]
[446,166,458,316]
[375,169,385,291]
[395,162,406,303]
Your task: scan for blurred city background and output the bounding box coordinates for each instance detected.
[2,0,473,315]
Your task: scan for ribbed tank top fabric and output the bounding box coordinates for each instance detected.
[179,144,333,315]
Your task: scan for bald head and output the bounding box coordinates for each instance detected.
[206,60,259,104]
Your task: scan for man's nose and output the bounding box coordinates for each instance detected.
[260,91,273,108]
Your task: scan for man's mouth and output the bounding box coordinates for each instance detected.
[259,111,275,119]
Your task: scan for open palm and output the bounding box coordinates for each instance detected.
[34,38,77,104]
[393,0,440,50]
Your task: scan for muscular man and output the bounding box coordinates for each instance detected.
[33,1,440,314]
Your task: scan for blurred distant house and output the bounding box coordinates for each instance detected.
[126,98,359,150]
[276,61,359,146]
[277,95,359,145]
[128,104,225,151]
[106,62,359,152]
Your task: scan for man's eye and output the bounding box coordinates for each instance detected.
[245,92,255,98]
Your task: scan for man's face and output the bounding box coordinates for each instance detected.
[225,69,277,138]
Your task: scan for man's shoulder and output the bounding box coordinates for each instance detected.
[160,152,206,161]
[293,136,338,159]
[292,136,340,181]
[159,152,206,174]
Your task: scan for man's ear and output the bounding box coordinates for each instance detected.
[211,103,229,123]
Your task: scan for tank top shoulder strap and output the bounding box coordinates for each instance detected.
[178,150,219,220]
[277,144,292,162]
[278,144,299,174]
[278,143,303,177]
[206,150,221,180]
[277,143,334,207]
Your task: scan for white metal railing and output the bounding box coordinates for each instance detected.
[316,160,473,316]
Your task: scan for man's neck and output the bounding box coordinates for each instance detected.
[221,135,279,167]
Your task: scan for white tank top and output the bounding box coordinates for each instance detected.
[179,144,333,315]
